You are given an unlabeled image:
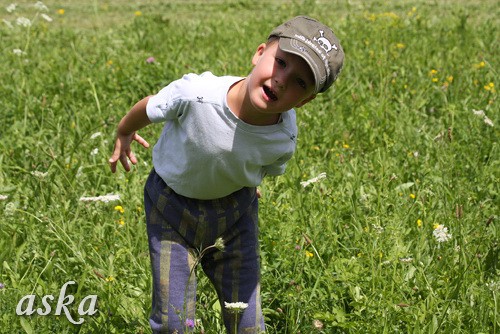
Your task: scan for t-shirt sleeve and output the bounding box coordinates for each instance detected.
[262,151,294,176]
[146,86,176,123]
[146,75,193,123]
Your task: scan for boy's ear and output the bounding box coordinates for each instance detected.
[295,94,317,107]
[251,43,267,66]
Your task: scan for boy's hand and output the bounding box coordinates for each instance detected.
[108,96,152,173]
[109,131,150,173]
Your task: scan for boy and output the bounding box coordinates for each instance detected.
[109,16,344,333]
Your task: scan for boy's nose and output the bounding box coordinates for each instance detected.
[274,72,289,90]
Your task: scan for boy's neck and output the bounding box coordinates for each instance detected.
[227,79,281,126]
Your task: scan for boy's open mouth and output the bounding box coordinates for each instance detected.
[263,86,277,101]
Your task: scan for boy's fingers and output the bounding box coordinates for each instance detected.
[128,151,138,165]
[109,148,121,173]
[119,153,131,171]
[133,133,150,148]
[109,133,147,173]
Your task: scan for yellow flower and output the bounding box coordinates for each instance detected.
[57,9,65,15]
[432,78,438,83]
[474,61,485,69]
[396,43,405,49]
[118,217,125,226]
[134,10,142,16]
[429,69,438,76]
[105,276,115,282]
[114,205,124,213]
[433,223,441,229]
[417,219,422,227]
[484,82,495,91]
[343,143,349,149]
[106,60,113,66]
[446,76,454,83]
[410,193,416,199]
[305,250,314,258]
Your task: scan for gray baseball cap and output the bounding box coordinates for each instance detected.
[269,16,344,93]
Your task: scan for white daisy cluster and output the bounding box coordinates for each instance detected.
[79,194,121,203]
[472,109,494,127]
[4,2,53,32]
[224,301,248,313]
[300,172,327,188]
[433,224,452,243]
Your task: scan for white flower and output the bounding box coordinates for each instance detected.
[399,257,414,263]
[214,237,225,252]
[31,171,48,178]
[371,224,384,233]
[41,13,52,22]
[472,109,485,117]
[90,132,102,139]
[300,172,327,188]
[433,224,452,243]
[16,17,31,27]
[484,116,494,127]
[224,302,248,312]
[0,195,8,201]
[91,148,99,156]
[13,48,26,56]
[34,1,48,12]
[79,194,121,203]
[6,3,17,13]
[3,19,13,29]
[5,202,17,216]
[486,280,499,292]
[313,319,324,330]
[472,109,494,127]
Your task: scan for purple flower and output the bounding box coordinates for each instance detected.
[185,318,195,328]
[0,283,5,289]
[146,56,155,63]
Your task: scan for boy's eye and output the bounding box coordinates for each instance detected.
[297,78,307,89]
[275,58,286,67]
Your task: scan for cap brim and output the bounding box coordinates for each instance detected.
[278,38,324,93]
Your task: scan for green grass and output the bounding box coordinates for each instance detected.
[0,0,498,333]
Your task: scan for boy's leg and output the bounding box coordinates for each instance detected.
[145,182,197,333]
[201,195,265,333]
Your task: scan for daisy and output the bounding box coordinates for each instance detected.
[6,4,16,13]
[16,17,31,27]
[34,1,48,12]
[224,302,248,313]
[79,194,121,203]
[433,224,452,242]
[300,172,327,188]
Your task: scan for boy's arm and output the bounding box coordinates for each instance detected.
[109,96,153,173]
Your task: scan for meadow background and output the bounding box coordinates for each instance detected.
[0,0,498,333]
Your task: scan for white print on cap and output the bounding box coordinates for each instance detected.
[313,30,338,53]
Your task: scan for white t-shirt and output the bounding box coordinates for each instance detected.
[146,72,297,200]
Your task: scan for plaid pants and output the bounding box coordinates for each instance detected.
[144,169,265,333]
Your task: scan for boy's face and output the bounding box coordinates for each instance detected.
[246,41,317,115]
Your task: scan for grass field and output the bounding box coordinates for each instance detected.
[0,0,498,333]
